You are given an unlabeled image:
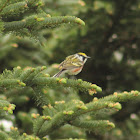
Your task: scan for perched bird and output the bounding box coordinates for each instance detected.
[53,52,90,77]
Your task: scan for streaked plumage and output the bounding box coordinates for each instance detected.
[53,52,90,77]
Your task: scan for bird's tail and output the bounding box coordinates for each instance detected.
[53,69,66,77]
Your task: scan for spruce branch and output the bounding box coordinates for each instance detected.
[23,66,46,85]
[0,66,100,105]
[5,87,33,98]
[0,100,16,114]
[0,79,26,88]
[36,91,140,137]
[0,100,11,108]
[19,68,35,82]
[0,0,85,37]
[37,101,120,137]
[32,115,46,136]
[71,120,115,132]
[101,91,140,102]
[42,104,57,117]
[9,127,20,140]
[32,77,101,95]
[1,66,139,138]
[3,16,85,32]
[0,1,28,17]
[33,87,52,106]
[0,0,42,18]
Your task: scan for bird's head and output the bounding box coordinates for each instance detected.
[76,52,90,63]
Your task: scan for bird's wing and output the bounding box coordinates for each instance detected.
[71,55,83,66]
[71,61,83,67]
[63,55,83,69]
[58,55,73,69]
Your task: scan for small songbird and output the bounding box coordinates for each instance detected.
[53,52,90,77]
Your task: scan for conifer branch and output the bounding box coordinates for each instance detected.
[101,91,140,102]
[0,66,139,138]
[0,0,85,36]
[0,66,101,107]
[0,1,28,17]
[0,0,85,34]
[9,127,20,140]
[36,90,140,137]
[0,66,101,96]
[71,120,115,132]
[0,100,11,109]
[32,115,46,136]
[37,101,120,137]
[0,100,16,114]
[32,77,101,94]
[0,79,26,88]
[0,0,42,17]
[3,16,85,32]
[1,0,139,139]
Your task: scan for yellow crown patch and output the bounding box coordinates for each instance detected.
[78,52,87,57]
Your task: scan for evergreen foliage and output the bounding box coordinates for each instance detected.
[0,0,140,140]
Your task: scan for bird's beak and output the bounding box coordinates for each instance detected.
[87,56,91,58]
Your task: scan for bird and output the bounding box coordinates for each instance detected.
[53,52,90,77]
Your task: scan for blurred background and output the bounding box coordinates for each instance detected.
[0,0,140,139]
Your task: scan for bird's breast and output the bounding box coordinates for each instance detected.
[68,66,83,75]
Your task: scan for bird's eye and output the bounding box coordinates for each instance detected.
[78,54,86,61]
[82,57,86,61]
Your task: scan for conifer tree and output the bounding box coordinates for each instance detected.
[0,0,140,140]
